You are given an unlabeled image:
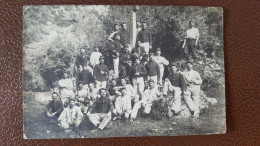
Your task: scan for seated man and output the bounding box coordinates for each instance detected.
[106,78,121,102]
[163,63,182,117]
[113,87,132,121]
[131,79,162,120]
[45,92,63,121]
[58,99,84,132]
[87,88,114,131]
[75,82,90,114]
[119,77,139,103]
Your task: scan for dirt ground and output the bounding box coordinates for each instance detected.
[23,87,225,139]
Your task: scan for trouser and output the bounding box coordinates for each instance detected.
[131,100,152,119]
[59,117,83,129]
[87,113,111,130]
[132,77,145,97]
[163,80,182,113]
[186,39,196,59]
[96,81,107,90]
[159,66,164,85]
[113,109,131,119]
[183,84,201,114]
[113,57,119,78]
[130,95,140,103]
[142,42,150,54]
[147,75,158,85]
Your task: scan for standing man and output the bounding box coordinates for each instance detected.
[87,88,114,131]
[93,56,109,90]
[136,21,152,54]
[153,47,169,85]
[182,61,202,118]
[90,47,102,68]
[119,23,130,48]
[76,46,89,72]
[108,24,120,42]
[182,21,200,60]
[45,92,64,120]
[136,21,142,33]
[77,65,94,90]
[119,46,131,78]
[131,79,162,120]
[145,53,160,86]
[58,99,84,132]
[163,63,183,117]
[131,57,147,97]
[111,34,124,78]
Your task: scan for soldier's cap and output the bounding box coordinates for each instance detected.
[69,98,76,102]
[120,87,126,91]
[99,56,104,60]
[52,92,59,96]
[78,81,84,84]
[170,62,177,67]
[156,47,161,52]
[186,61,193,65]
[148,79,155,83]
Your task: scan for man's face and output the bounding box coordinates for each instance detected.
[115,25,120,31]
[187,63,193,70]
[137,41,141,47]
[89,83,94,90]
[149,81,154,88]
[136,22,141,27]
[79,83,84,90]
[142,23,147,29]
[52,94,58,101]
[80,49,85,54]
[189,22,195,28]
[121,79,126,85]
[83,65,88,70]
[63,73,68,79]
[149,56,153,62]
[100,59,104,64]
[100,89,106,97]
[171,66,177,73]
[156,50,161,55]
[135,59,140,64]
[122,24,127,30]
[69,100,75,108]
[121,89,127,95]
[111,80,117,86]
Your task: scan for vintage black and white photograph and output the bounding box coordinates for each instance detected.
[23,5,225,139]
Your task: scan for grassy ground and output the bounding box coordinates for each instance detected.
[23,87,225,139]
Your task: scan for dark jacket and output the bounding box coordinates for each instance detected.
[46,100,64,117]
[145,61,160,81]
[137,29,152,44]
[76,54,88,68]
[132,46,146,58]
[77,70,94,85]
[119,30,130,46]
[93,63,108,82]
[131,64,147,78]
[89,97,114,113]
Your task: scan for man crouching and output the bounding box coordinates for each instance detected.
[87,88,114,131]
[58,98,83,133]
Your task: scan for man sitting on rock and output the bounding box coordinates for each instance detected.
[75,81,90,114]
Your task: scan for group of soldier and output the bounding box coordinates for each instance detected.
[45,20,202,133]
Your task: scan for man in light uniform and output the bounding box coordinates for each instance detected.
[163,63,182,117]
[153,47,169,85]
[113,87,132,120]
[131,79,162,120]
[90,47,102,68]
[119,77,139,103]
[58,72,75,104]
[182,61,202,118]
[58,99,84,132]
[182,20,200,60]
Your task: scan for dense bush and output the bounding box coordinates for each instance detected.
[23,6,224,91]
